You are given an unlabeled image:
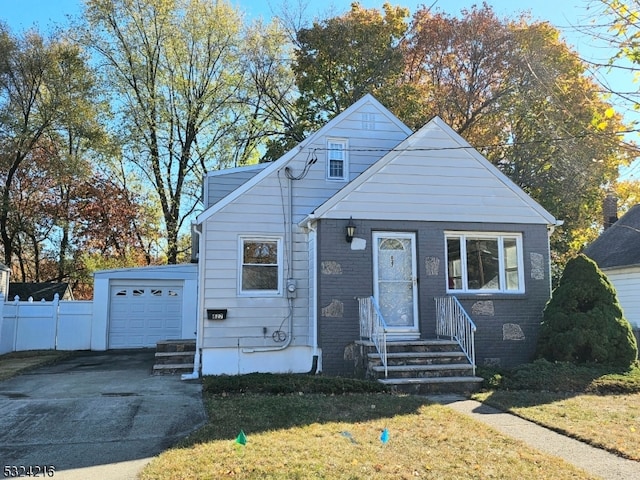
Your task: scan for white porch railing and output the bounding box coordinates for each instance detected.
[435,296,477,375]
[357,296,388,378]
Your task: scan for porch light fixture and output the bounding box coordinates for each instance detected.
[346,217,356,243]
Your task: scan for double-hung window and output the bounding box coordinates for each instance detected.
[327,138,347,181]
[446,232,524,294]
[239,237,282,295]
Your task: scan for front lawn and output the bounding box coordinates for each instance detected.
[139,374,597,479]
[474,359,640,461]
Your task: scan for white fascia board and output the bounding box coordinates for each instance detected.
[205,163,268,179]
[93,263,198,279]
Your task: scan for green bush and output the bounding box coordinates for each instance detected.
[536,254,637,367]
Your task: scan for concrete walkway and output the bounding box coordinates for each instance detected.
[427,395,640,480]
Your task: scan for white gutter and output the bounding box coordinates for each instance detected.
[182,222,204,380]
[307,220,319,360]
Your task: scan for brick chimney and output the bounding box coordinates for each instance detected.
[603,192,618,229]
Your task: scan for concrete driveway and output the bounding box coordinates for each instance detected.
[0,350,206,479]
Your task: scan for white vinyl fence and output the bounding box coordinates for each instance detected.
[0,293,93,355]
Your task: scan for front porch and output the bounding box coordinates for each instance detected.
[357,296,483,393]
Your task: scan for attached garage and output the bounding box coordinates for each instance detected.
[108,281,184,348]
[92,264,198,350]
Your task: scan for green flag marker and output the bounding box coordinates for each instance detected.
[235,430,247,445]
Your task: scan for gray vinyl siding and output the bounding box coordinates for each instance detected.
[313,118,554,226]
[320,152,549,223]
[317,219,552,375]
[200,101,409,351]
[205,164,268,208]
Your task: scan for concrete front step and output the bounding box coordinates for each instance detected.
[154,339,196,375]
[358,338,481,393]
[379,376,484,394]
[154,351,195,365]
[369,351,467,366]
[383,339,462,353]
[156,339,196,353]
[153,363,195,375]
[372,363,474,378]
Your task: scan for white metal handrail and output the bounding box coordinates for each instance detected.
[434,296,477,375]
[357,296,388,378]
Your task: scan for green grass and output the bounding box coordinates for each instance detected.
[474,359,640,461]
[140,374,599,480]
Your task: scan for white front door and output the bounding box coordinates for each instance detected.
[373,232,419,338]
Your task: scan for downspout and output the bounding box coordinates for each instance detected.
[182,222,204,380]
[307,219,319,373]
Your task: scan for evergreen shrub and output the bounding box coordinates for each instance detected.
[537,254,637,367]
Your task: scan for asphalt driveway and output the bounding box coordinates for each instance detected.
[0,350,206,479]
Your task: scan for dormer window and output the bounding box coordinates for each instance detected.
[327,138,348,181]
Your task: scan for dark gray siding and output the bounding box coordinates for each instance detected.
[317,219,552,376]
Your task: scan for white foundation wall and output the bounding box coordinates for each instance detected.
[200,346,320,375]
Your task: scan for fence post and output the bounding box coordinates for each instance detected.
[53,293,60,350]
[13,295,19,351]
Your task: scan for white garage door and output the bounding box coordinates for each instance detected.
[109,282,183,348]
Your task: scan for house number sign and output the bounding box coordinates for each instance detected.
[207,309,227,320]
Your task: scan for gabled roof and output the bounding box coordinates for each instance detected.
[584,204,640,269]
[303,116,558,226]
[9,282,73,301]
[196,94,411,225]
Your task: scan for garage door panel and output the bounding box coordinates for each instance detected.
[109,283,183,349]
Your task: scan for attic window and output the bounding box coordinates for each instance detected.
[327,138,348,181]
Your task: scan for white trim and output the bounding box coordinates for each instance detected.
[444,231,525,294]
[238,236,283,297]
[205,163,268,178]
[201,346,316,375]
[372,232,419,336]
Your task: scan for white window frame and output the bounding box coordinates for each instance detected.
[445,231,525,294]
[326,138,348,181]
[238,236,283,296]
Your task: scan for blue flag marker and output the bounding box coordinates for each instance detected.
[380,428,389,444]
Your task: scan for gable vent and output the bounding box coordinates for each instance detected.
[362,112,376,130]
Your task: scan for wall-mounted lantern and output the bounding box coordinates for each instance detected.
[346,217,356,243]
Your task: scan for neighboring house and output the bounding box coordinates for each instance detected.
[0,264,9,300]
[584,203,640,340]
[9,282,74,301]
[192,94,559,377]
